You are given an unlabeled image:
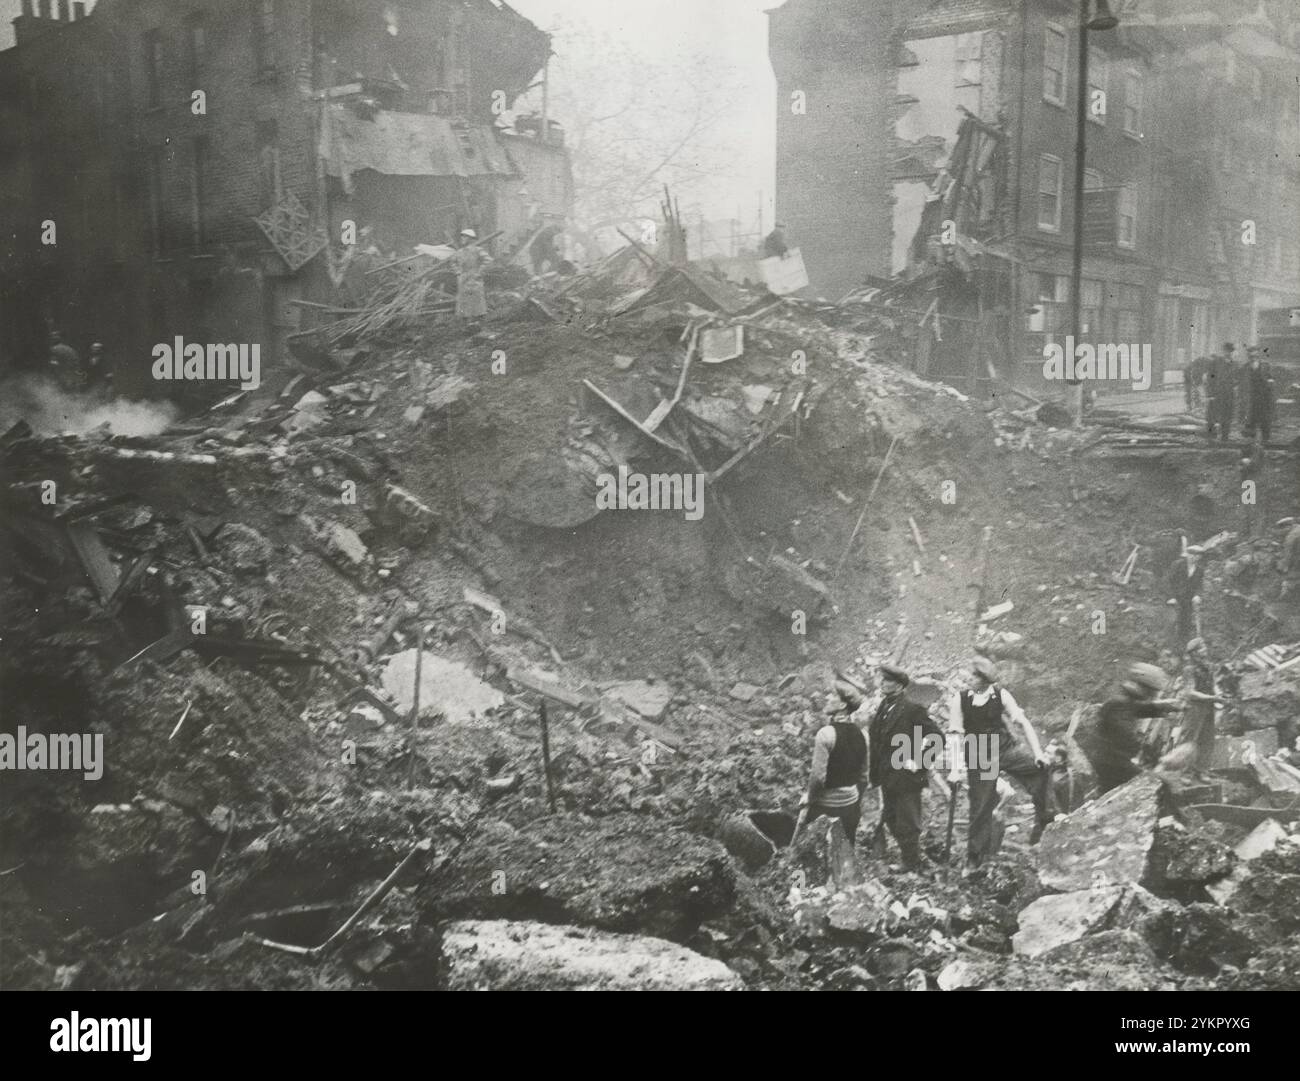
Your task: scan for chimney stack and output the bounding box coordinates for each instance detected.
[21,1,34,19]
[73,2,86,18]
[38,0,52,20]
[57,0,70,21]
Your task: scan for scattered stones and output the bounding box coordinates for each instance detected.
[728,682,760,702]
[937,957,999,990]
[1154,821,1235,884]
[439,920,743,991]
[380,650,504,725]
[1037,773,1165,891]
[1013,884,1174,958]
[604,680,674,719]
[214,522,274,572]
[429,813,739,941]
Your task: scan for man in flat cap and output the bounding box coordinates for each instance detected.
[867,665,942,871]
[1072,662,1182,794]
[1241,345,1275,449]
[796,680,869,850]
[945,657,1051,867]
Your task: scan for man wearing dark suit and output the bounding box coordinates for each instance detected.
[1205,343,1236,442]
[867,664,942,871]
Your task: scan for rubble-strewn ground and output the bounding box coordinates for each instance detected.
[3,270,1299,990]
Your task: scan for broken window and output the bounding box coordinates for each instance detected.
[148,146,167,253]
[954,32,981,85]
[1114,285,1142,340]
[1123,69,1142,135]
[1037,154,1062,232]
[1043,24,1066,106]
[252,0,277,77]
[144,29,163,108]
[187,13,206,86]
[192,135,209,247]
[257,120,282,210]
[1029,273,1068,335]
[1118,183,1137,249]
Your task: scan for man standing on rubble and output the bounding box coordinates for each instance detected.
[1241,345,1275,448]
[946,657,1051,867]
[797,680,869,848]
[1158,638,1221,779]
[1167,537,1204,647]
[453,228,489,327]
[867,665,942,871]
[1205,344,1237,442]
[1072,663,1182,794]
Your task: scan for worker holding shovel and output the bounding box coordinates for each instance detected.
[791,680,869,854]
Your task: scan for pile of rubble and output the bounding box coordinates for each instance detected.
[4,242,1298,990]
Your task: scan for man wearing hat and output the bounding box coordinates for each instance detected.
[453,228,489,324]
[945,657,1051,866]
[1205,344,1237,442]
[1158,638,1221,778]
[1167,535,1204,647]
[1241,345,1275,447]
[797,681,869,849]
[867,665,942,871]
[1073,662,1181,794]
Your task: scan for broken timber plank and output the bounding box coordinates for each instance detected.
[65,523,120,605]
[582,379,691,458]
[1185,804,1300,828]
[507,666,590,709]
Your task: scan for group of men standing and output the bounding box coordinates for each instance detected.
[799,648,1223,874]
[1187,342,1276,444]
[46,332,110,394]
[801,659,1062,873]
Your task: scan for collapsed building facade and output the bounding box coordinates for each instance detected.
[0,0,572,395]
[769,0,1300,392]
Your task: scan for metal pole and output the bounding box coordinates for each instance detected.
[540,54,550,144]
[406,625,426,789]
[539,702,557,813]
[1068,1,1090,426]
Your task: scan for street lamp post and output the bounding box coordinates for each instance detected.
[1068,0,1119,425]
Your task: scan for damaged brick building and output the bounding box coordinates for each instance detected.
[768,0,1300,391]
[0,0,572,394]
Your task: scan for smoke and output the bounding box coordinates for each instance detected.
[0,376,178,439]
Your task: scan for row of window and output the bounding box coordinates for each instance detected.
[1042,24,1143,135]
[1036,156,1137,247]
[1029,273,1143,343]
[143,2,278,108]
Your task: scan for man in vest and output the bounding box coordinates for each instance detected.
[867,664,942,871]
[946,657,1051,867]
[798,680,869,847]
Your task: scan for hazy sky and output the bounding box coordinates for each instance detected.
[0,0,777,222]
